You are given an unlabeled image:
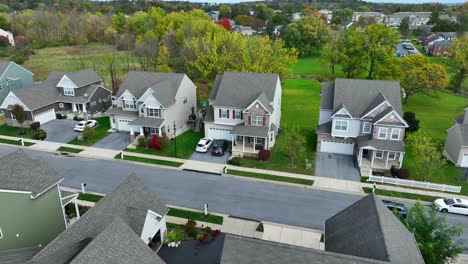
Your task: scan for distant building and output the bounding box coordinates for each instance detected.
[207,10,219,22]
[352,12,386,23]
[318,10,333,24]
[232,25,256,36]
[291,12,301,22]
[0,28,14,46]
[386,12,431,29]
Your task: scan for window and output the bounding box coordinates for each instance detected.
[183,96,187,104]
[334,120,348,131]
[235,110,242,119]
[123,100,136,110]
[363,122,372,133]
[391,128,400,140]
[149,127,159,135]
[0,84,2,91]
[0,226,2,239]
[221,109,228,118]
[378,127,388,139]
[10,113,16,120]
[90,101,96,106]
[59,103,64,108]
[251,115,264,126]
[388,152,396,160]
[147,108,161,117]
[375,150,384,159]
[63,87,74,96]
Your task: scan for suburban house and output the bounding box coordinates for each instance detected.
[221,194,424,264]
[0,69,111,126]
[205,72,282,157]
[317,79,408,176]
[0,28,14,46]
[232,25,256,36]
[107,71,197,140]
[0,149,78,251]
[351,12,386,23]
[444,108,468,168]
[0,61,34,106]
[8,174,169,264]
[427,39,451,56]
[386,12,431,29]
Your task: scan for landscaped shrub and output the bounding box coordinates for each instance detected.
[158,134,170,149]
[229,156,244,166]
[64,203,91,218]
[256,223,264,232]
[36,129,46,140]
[81,125,95,140]
[137,137,149,149]
[211,229,221,237]
[258,149,271,161]
[399,168,410,179]
[149,135,161,150]
[390,165,399,178]
[187,228,198,239]
[203,226,212,234]
[30,122,40,131]
[185,219,197,231]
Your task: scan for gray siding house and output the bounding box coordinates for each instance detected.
[107,71,197,139]
[0,61,34,105]
[0,69,111,126]
[444,108,468,168]
[317,79,408,176]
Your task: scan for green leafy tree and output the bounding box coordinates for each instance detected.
[219,5,232,19]
[321,34,343,78]
[156,44,171,73]
[404,201,463,264]
[339,28,368,78]
[0,13,10,30]
[234,15,253,26]
[81,125,95,140]
[254,3,274,22]
[11,104,25,134]
[276,127,305,168]
[406,133,445,181]
[283,16,331,57]
[399,17,410,38]
[447,34,468,93]
[428,10,440,25]
[111,13,127,33]
[364,24,399,79]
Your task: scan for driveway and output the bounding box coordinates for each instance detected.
[92,131,131,150]
[41,119,79,143]
[315,152,360,182]
[189,141,231,164]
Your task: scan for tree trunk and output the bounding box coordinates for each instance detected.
[368,59,375,80]
[457,68,466,94]
[403,94,409,104]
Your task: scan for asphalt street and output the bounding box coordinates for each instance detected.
[1,145,467,250]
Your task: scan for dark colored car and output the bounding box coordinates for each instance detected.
[382,200,407,219]
[211,140,229,156]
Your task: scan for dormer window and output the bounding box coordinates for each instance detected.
[64,87,74,96]
[123,100,136,110]
[147,108,161,118]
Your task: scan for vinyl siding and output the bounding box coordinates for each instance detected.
[331,118,361,138]
[444,127,462,165]
[87,86,111,115]
[0,63,34,105]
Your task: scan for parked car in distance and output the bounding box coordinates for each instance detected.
[195,138,213,153]
[211,140,229,156]
[382,200,407,219]
[433,198,468,215]
[74,120,99,132]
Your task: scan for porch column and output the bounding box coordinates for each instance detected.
[385,151,389,169]
[82,104,87,113]
[265,137,268,149]
[231,136,234,147]
[158,127,162,137]
[253,137,256,152]
[74,198,81,219]
[130,126,134,136]
[72,103,77,112]
[371,150,375,167]
[242,136,245,152]
[358,148,363,167]
[139,126,144,135]
[398,152,404,168]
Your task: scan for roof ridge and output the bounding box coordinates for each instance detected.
[370,194,391,262]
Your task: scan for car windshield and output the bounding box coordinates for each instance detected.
[444,198,456,205]
[197,144,205,147]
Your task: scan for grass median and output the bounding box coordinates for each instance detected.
[227,169,314,186]
[0,137,35,146]
[362,187,441,203]
[78,193,104,203]
[57,146,84,153]
[114,154,183,167]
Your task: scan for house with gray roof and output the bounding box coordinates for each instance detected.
[0,69,111,126]
[444,108,468,168]
[26,174,168,264]
[0,149,79,251]
[317,79,408,176]
[0,61,34,107]
[107,71,197,140]
[206,72,282,157]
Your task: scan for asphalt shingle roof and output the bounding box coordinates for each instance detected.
[320,82,334,110]
[230,124,270,137]
[325,194,424,264]
[128,117,164,127]
[0,60,11,75]
[317,121,332,134]
[357,136,405,152]
[0,149,62,196]
[106,107,139,117]
[0,247,42,264]
[454,124,468,146]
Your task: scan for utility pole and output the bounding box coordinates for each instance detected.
[173,121,177,157]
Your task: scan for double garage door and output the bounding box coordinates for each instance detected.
[206,125,232,140]
[117,119,133,131]
[33,109,56,124]
[320,140,355,155]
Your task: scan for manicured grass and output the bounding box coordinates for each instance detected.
[167,208,224,225]
[241,78,320,174]
[0,125,35,139]
[362,187,441,203]
[320,234,324,242]
[227,169,314,185]
[166,222,183,229]
[67,117,111,146]
[78,193,104,203]
[57,146,83,153]
[0,137,35,146]
[125,131,203,159]
[115,154,183,167]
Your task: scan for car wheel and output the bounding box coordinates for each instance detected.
[441,208,448,213]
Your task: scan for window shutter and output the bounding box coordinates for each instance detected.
[248,116,251,125]
[219,109,221,118]
[241,112,243,120]
[232,110,235,119]
[263,116,265,126]
[227,110,230,118]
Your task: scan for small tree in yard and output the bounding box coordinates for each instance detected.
[11,104,25,134]
[404,201,463,264]
[81,125,95,140]
[403,112,420,134]
[276,127,305,168]
[406,133,445,181]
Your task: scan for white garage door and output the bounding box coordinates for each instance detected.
[33,108,56,124]
[206,126,232,140]
[117,119,132,131]
[320,140,354,155]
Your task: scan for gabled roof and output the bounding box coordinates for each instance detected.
[246,91,273,113]
[0,149,62,196]
[453,124,468,147]
[433,40,451,48]
[320,82,334,110]
[361,93,388,118]
[30,174,169,264]
[331,79,403,118]
[0,247,42,264]
[211,72,279,110]
[116,71,186,107]
[357,136,405,152]
[64,69,101,88]
[0,60,11,75]
[325,194,424,264]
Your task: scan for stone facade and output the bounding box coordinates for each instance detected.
[365,103,388,118]
[373,125,405,140]
[243,103,269,127]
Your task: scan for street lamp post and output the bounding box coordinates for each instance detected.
[173,121,177,157]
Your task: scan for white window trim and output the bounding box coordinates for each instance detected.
[363,122,372,134]
[375,150,384,159]
[221,109,228,118]
[10,113,16,120]
[251,115,264,126]
[0,225,3,239]
[59,103,64,108]
[391,128,401,141]
[235,110,242,119]
[378,127,388,139]
[388,151,396,160]
[63,87,75,96]
[123,100,136,110]
[147,108,161,118]
[334,120,348,132]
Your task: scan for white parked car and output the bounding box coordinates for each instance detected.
[74,120,99,132]
[195,138,213,153]
[433,198,468,215]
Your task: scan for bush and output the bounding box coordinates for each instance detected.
[258,149,271,161]
[256,223,264,232]
[36,129,46,140]
[158,134,170,149]
[203,226,212,234]
[185,219,197,231]
[403,112,420,134]
[81,125,95,140]
[30,122,40,131]
[211,229,221,237]
[399,168,410,179]
[187,228,199,239]
[229,156,244,166]
[137,137,149,149]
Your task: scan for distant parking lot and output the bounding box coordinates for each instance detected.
[396,42,420,57]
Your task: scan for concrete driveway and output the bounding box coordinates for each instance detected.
[189,140,231,164]
[92,131,131,150]
[41,119,80,143]
[315,152,360,182]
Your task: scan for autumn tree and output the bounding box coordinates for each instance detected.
[447,34,468,93]
[218,18,232,31]
[406,133,445,182]
[364,23,399,79]
[284,16,331,57]
[156,45,171,73]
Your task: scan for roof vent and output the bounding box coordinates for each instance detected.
[84,93,88,97]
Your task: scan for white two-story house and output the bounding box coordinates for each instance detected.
[205,72,282,157]
[317,79,408,176]
[444,108,468,168]
[107,71,197,140]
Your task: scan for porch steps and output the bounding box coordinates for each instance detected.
[360,167,372,177]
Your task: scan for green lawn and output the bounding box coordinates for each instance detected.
[362,187,440,203]
[57,146,84,153]
[0,125,36,139]
[124,131,203,159]
[115,154,183,167]
[227,169,314,185]
[0,137,35,146]
[242,78,320,174]
[167,208,224,225]
[78,193,103,202]
[67,117,111,146]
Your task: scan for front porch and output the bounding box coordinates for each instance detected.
[231,136,268,157]
[357,148,404,174]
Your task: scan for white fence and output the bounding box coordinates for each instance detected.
[368,175,462,193]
